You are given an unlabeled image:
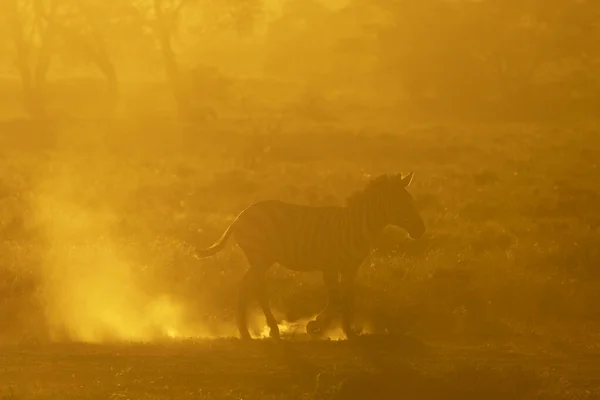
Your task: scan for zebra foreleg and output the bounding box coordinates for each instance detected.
[307,270,340,337]
[341,268,360,339]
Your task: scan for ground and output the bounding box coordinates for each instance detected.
[1,107,600,398]
[1,336,600,399]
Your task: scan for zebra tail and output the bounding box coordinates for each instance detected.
[195,223,234,258]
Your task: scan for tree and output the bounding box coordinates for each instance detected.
[366,0,600,116]
[50,0,121,112]
[3,0,58,117]
[129,0,262,119]
[2,0,121,117]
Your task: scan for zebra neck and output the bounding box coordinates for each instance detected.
[346,201,386,244]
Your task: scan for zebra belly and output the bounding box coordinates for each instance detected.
[274,243,366,273]
[276,257,330,272]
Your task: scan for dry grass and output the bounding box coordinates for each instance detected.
[0,105,600,398]
[0,338,599,399]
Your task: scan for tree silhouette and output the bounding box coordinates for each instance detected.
[4,0,58,117]
[3,0,120,117]
[129,0,261,120]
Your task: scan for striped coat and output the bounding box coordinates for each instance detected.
[196,172,425,340]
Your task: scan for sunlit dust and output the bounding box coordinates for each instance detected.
[30,158,213,343]
[257,319,302,339]
[257,317,347,340]
[165,328,180,339]
[1,0,599,396]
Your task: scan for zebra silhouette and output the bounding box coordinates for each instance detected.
[196,172,425,340]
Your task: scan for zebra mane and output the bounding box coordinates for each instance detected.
[345,174,395,207]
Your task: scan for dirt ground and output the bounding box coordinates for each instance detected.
[2,335,600,400]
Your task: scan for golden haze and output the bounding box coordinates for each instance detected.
[0,0,600,397]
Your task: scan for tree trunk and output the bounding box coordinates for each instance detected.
[12,25,36,116]
[31,23,56,118]
[158,27,191,118]
[10,7,41,117]
[90,35,119,114]
[153,0,192,119]
[84,8,119,114]
[9,1,58,119]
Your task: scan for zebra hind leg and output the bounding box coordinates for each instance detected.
[237,269,254,340]
[237,267,279,340]
[238,248,280,340]
[253,268,280,339]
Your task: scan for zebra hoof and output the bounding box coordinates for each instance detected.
[306,320,324,337]
[343,327,361,340]
[239,330,252,341]
[269,327,281,340]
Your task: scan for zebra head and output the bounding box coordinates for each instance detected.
[388,172,426,239]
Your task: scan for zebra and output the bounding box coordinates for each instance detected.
[195,172,426,340]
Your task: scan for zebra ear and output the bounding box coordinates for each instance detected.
[400,172,414,187]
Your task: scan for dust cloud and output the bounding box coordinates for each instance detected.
[1,0,599,348]
[27,147,308,343]
[31,157,197,342]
